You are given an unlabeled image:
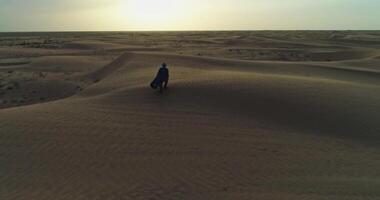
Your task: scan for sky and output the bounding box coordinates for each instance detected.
[0,0,379,31]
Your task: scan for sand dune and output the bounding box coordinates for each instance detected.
[1,31,380,200]
[62,40,128,50]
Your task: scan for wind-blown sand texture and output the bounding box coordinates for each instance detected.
[1,31,380,200]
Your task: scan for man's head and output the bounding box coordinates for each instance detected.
[162,63,167,68]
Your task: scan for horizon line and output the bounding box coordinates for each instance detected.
[1,29,380,33]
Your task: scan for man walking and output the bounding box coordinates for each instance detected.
[150,63,169,93]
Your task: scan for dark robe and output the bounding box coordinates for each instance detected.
[150,67,169,89]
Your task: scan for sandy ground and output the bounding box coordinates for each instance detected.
[1,31,380,200]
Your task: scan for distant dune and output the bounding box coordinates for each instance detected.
[1,31,380,200]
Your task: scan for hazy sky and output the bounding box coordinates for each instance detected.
[0,0,379,31]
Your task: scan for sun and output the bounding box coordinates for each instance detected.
[125,0,182,27]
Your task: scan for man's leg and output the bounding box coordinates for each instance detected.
[159,82,164,93]
[164,80,168,89]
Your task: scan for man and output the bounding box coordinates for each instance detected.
[150,63,169,93]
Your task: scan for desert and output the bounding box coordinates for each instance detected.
[1,31,380,199]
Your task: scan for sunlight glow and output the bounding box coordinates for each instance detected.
[1,0,379,31]
[124,0,188,29]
